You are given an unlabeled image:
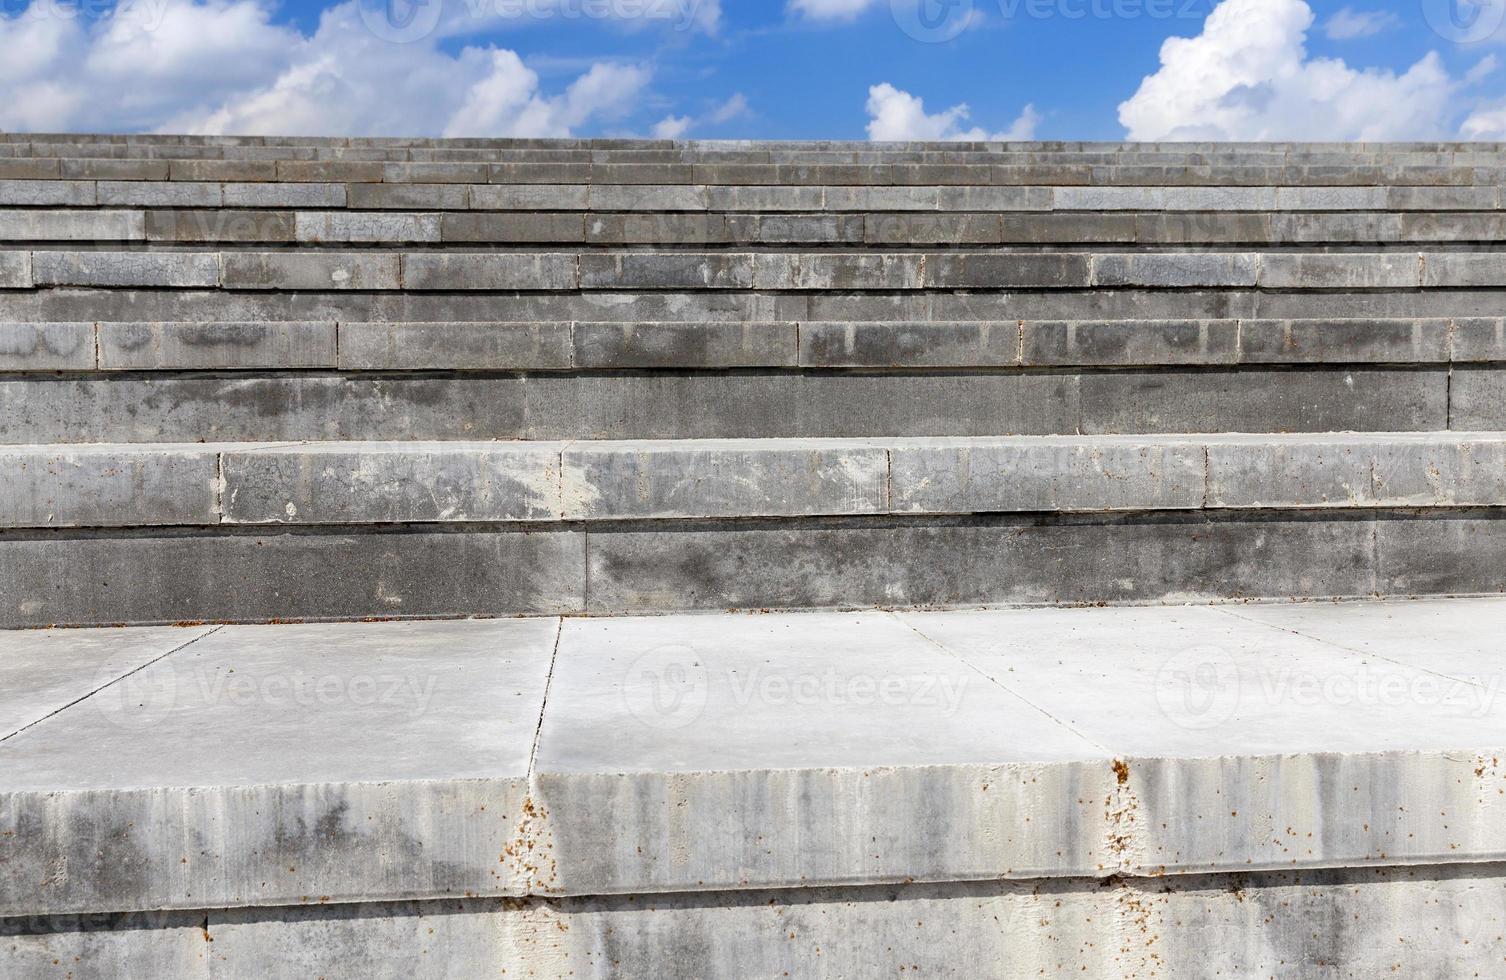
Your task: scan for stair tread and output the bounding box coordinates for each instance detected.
[4,597,1504,915]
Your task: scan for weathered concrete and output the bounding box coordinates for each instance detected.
[97,320,337,370]
[0,625,217,737]
[0,445,219,528]
[5,600,1506,918]
[0,618,556,915]
[11,865,1506,978]
[0,321,93,370]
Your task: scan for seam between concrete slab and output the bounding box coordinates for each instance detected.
[1208,605,1490,690]
[0,624,223,743]
[890,611,1113,755]
[527,617,563,778]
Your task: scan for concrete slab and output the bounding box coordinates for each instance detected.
[0,625,218,738]
[899,602,1506,874]
[0,618,557,915]
[533,611,1113,893]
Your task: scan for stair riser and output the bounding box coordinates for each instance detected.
[10,867,1499,980]
[0,368,1465,443]
[2,512,1501,627]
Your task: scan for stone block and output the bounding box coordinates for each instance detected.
[167,159,278,181]
[1206,438,1376,507]
[221,252,400,290]
[222,443,564,523]
[401,252,577,290]
[1079,368,1447,434]
[800,320,1019,368]
[0,375,530,444]
[1449,366,1506,429]
[1451,317,1506,362]
[752,253,922,290]
[0,251,32,288]
[0,180,95,206]
[31,251,221,288]
[0,445,218,528]
[1421,253,1506,288]
[572,320,797,368]
[704,185,819,211]
[890,437,1206,513]
[440,212,585,243]
[221,182,347,208]
[578,252,751,289]
[560,440,889,519]
[0,321,93,370]
[469,184,591,210]
[294,212,442,243]
[0,209,144,241]
[1258,253,1420,289]
[1093,252,1259,287]
[96,181,223,207]
[1238,318,1451,363]
[143,209,295,243]
[0,529,583,627]
[925,253,1092,288]
[1022,319,1239,366]
[346,182,469,210]
[337,321,574,370]
[98,321,337,370]
[60,158,170,180]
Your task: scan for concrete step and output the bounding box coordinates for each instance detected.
[5,179,1502,210]
[4,601,1506,973]
[10,208,1506,246]
[9,156,1506,186]
[8,248,1506,291]
[2,366,1476,444]
[10,287,1506,334]
[2,318,1493,373]
[5,434,1506,530]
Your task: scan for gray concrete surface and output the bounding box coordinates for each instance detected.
[0,618,556,914]
[4,599,1506,917]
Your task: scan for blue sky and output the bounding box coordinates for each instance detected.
[3,0,1505,139]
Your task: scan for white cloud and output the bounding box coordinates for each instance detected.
[708,92,750,124]
[865,83,1039,141]
[788,0,876,20]
[1118,0,1488,141]
[652,114,692,138]
[0,0,654,136]
[1323,7,1399,40]
[1462,101,1506,138]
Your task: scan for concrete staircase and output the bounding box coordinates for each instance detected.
[3,135,1506,976]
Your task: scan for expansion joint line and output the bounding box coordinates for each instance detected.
[0,625,225,744]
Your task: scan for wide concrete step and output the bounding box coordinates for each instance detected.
[10,156,1506,187]
[4,599,1504,920]
[2,318,1495,373]
[5,180,1503,211]
[1,365,1481,444]
[12,209,1506,247]
[5,433,1506,530]
[7,248,1506,291]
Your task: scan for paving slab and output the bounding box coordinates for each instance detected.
[899,603,1506,875]
[0,625,218,738]
[532,611,1112,894]
[0,618,557,915]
